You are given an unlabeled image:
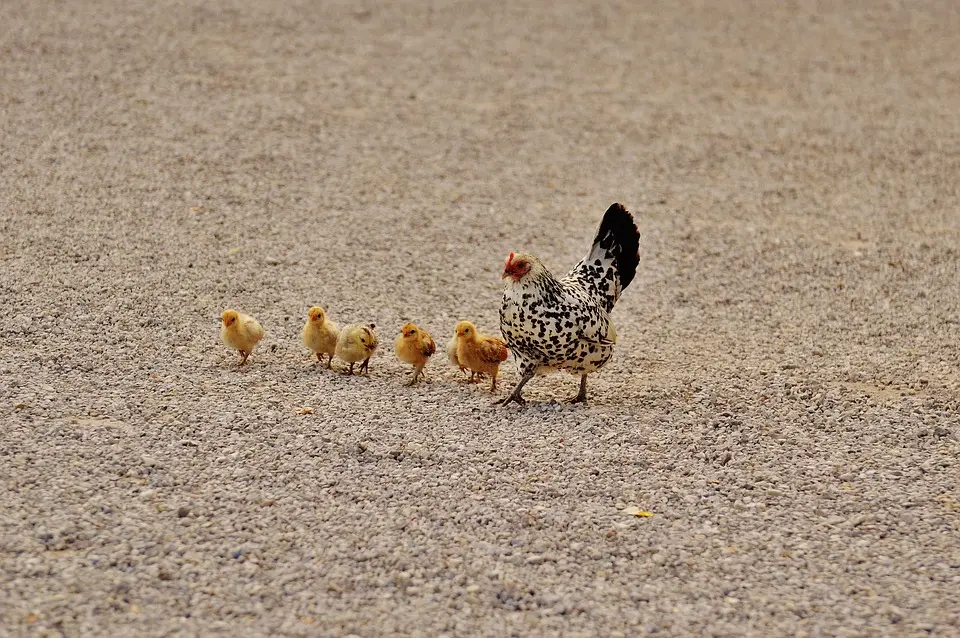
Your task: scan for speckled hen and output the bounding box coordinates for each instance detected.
[498,203,641,405]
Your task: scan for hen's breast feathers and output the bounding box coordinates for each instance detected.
[500,273,613,366]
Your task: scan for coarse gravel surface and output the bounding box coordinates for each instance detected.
[2,0,959,636]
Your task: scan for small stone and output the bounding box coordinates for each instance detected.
[719,451,732,465]
[141,455,159,468]
[265,257,281,265]
[14,402,27,409]
[177,506,190,518]
[525,554,547,565]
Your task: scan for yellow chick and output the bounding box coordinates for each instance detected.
[395,322,437,385]
[302,306,339,368]
[220,309,264,365]
[335,323,379,374]
[455,320,509,391]
[447,329,487,382]
[446,332,467,376]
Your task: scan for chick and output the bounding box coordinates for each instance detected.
[447,330,486,382]
[446,332,466,376]
[455,320,509,391]
[220,309,264,365]
[302,306,340,368]
[335,323,379,374]
[395,322,437,385]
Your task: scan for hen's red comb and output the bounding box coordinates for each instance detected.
[506,252,515,266]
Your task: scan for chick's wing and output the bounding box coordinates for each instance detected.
[420,334,437,357]
[479,338,508,363]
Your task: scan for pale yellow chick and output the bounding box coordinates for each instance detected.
[221,309,264,365]
[446,332,467,376]
[455,320,509,391]
[395,323,437,386]
[302,306,339,368]
[335,323,379,374]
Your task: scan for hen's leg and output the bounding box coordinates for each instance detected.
[496,363,536,406]
[567,374,588,404]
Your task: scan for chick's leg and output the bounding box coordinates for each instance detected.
[316,352,323,363]
[496,364,536,406]
[405,365,422,387]
[326,354,333,369]
[342,362,355,375]
[359,358,370,374]
[239,350,249,365]
[567,374,589,404]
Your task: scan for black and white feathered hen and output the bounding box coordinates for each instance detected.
[497,203,641,405]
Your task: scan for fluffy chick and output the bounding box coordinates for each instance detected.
[221,309,264,365]
[395,323,436,385]
[335,323,379,374]
[447,329,486,382]
[302,306,339,368]
[446,332,467,376]
[455,320,509,391]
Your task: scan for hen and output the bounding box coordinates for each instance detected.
[498,203,640,405]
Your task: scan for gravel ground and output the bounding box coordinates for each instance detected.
[2,0,959,636]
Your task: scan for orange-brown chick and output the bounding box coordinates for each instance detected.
[455,320,508,391]
[395,322,436,386]
[221,309,264,365]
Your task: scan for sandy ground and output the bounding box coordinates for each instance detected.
[2,0,959,636]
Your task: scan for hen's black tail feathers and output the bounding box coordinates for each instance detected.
[590,202,641,292]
